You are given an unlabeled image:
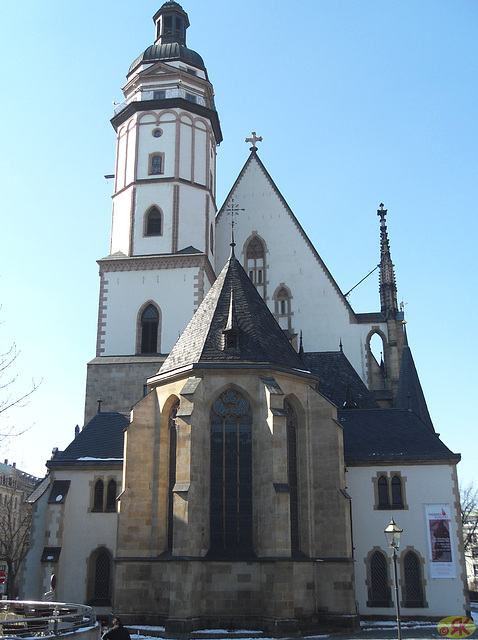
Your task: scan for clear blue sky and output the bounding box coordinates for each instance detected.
[1,1,476,488]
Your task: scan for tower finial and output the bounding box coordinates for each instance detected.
[377,204,398,319]
[245,131,263,151]
[226,198,244,258]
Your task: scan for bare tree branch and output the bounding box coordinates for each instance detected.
[0,342,41,443]
[460,482,478,555]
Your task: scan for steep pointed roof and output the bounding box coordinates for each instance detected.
[395,326,434,432]
[155,249,307,377]
[216,150,359,319]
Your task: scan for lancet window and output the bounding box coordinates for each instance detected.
[210,389,253,553]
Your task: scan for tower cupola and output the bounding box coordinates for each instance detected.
[153,1,189,46]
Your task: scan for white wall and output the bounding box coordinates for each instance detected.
[347,463,466,617]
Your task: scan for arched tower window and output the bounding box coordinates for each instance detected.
[105,480,117,512]
[145,207,163,236]
[403,550,425,607]
[168,400,179,551]
[93,479,104,512]
[244,235,266,299]
[140,304,160,354]
[368,550,391,607]
[210,389,253,553]
[285,399,299,553]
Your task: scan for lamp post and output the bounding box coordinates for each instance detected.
[384,518,403,640]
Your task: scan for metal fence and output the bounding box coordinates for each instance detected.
[0,601,96,637]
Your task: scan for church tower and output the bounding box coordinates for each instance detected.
[84,1,222,423]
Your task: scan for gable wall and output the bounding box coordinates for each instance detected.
[215,157,387,384]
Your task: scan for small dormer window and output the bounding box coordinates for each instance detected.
[225,333,239,349]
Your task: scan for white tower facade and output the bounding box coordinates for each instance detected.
[85,1,222,422]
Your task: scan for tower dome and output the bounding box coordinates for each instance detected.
[128,2,205,76]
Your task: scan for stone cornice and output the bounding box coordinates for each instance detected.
[98,252,216,284]
[111,97,222,143]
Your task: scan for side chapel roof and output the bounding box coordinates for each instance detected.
[303,351,378,409]
[47,412,130,467]
[155,248,307,377]
[339,408,460,464]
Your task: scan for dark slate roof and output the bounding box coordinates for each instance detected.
[157,250,307,376]
[47,413,129,467]
[339,408,460,464]
[129,43,206,75]
[302,351,378,409]
[395,332,434,432]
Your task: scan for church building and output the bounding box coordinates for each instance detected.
[22,2,468,635]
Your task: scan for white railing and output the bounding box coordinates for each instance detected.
[0,600,96,637]
[113,87,215,116]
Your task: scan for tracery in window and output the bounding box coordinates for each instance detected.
[244,235,266,299]
[210,389,253,553]
[273,284,293,332]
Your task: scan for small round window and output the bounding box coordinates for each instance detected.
[152,128,163,138]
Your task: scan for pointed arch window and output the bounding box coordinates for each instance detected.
[105,480,117,512]
[167,401,179,551]
[140,304,160,353]
[245,235,266,298]
[391,475,403,507]
[210,389,253,554]
[87,548,112,605]
[285,399,299,553]
[377,475,389,507]
[273,285,293,332]
[93,480,104,512]
[368,550,391,607]
[403,550,425,607]
[145,207,163,236]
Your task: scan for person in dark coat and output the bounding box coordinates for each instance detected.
[102,617,131,640]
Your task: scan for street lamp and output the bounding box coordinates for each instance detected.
[384,519,403,640]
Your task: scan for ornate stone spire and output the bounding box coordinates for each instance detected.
[377,204,398,319]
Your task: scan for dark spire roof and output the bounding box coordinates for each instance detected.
[395,325,435,432]
[377,204,398,319]
[156,255,306,377]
